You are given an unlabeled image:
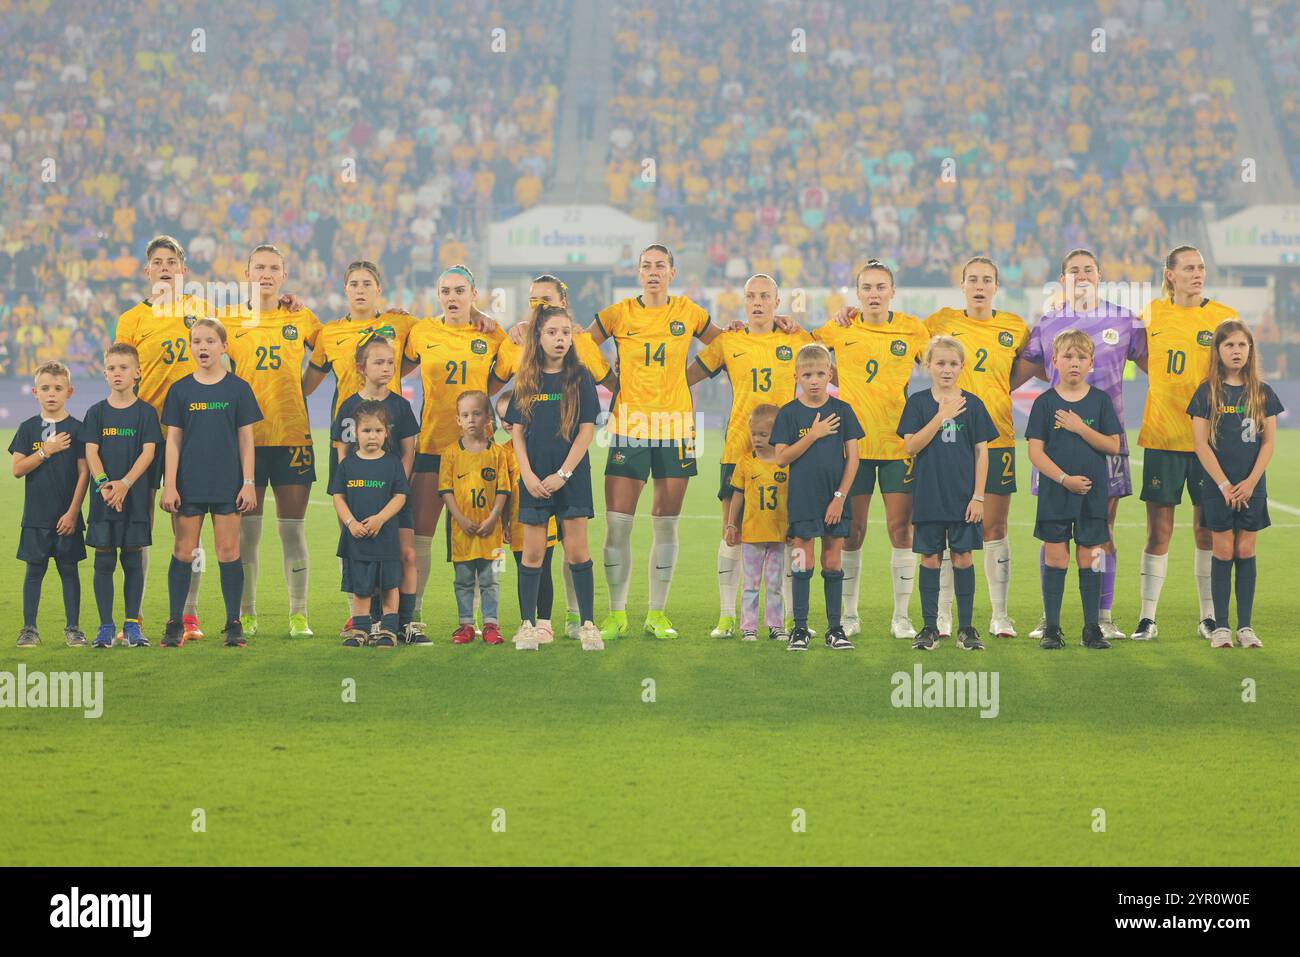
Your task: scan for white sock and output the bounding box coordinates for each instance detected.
[649,515,680,612]
[1139,551,1168,620]
[891,546,916,619]
[563,559,577,616]
[782,544,794,622]
[413,533,434,615]
[239,514,263,616]
[717,540,741,619]
[603,511,635,612]
[938,550,954,620]
[984,537,1011,619]
[1194,547,1214,620]
[840,547,862,622]
[279,517,309,616]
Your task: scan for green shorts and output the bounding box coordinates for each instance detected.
[718,463,737,501]
[606,439,697,481]
[254,445,316,488]
[986,446,1018,495]
[850,458,914,496]
[1140,448,1204,506]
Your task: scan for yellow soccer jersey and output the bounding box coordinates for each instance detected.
[731,455,790,544]
[696,327,812,464]
[438,440,510,562]
[492,331,612,385]
[310,312,416,418]
[405,319,506,455]
[815,311,928,460]
[924,307,1029,449]
[1139,297,1237,452]
[596,295,712,441]
[224,305,322,446]
[114,294,217,421]
[498,438,558,552]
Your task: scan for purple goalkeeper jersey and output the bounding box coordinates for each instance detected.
[1022,299,1146,456]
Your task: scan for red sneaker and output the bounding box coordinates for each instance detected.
[340,616,354,638]
[182,614,204,641]
[451,624,476,644]
[482,623,503,645]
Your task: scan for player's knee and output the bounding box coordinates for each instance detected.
[215,545,240,564]
[1234,538,1255,560]
[951,551,974,569]
[985,523,1007,541]
[845,525,866,550]
[401,546,416,568]
[886,520,911,548]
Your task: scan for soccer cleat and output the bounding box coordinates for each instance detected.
[123,620,149,648]
[64,626,88,648]
[1098,617,1125,641]
[182,614,204,641]
[404,622,432,646]
[1028,615,1047,639]
[240,614,258,638]
[340,616,355,638]
[643,611,678,639]
[342,629,367,648]
[989,615,1017,638]
[1130,618,1158,641]
[578,622,605,651]
[1198,617,1216,641]
[565,612,582,640]
[824,626,855,650]
[841,616,861,638]
[16,626,40,648]
[770,626,789,642]
[600,611,629,641]
[1209,627,1233,649]
[890,616,916,640]
[710,615,736,639]
[451,624,476,644]
[481,623,504,645]
[288,613,313,638]
[1081,623,1110,649]
[512,622,540,650]
[93,624,116,649]
[161,619,185,648]
[956,626,984,651]
[371,630,396,649]
[222,619,246,648]
[1236,627,1262,649]
[1039,626,1066,650]
[912,626,939,651]
[787,626,810,651]
[534,620,554,644]
[740,630,758,642]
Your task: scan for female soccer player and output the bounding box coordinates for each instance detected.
[225,244,322,639]
[1188,319,1282,648]
[687,273,810,639]
[1012,249,1147,641]
[813,261,929,639]
[1131,246,1238,641]
[401,264,505,622]
[924,257,1029,638]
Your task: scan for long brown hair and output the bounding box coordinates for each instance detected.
[512,304,583,441]
[1205,318,1265,449]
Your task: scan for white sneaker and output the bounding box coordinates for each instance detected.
[578,621,604,651]
[513,623,540,651]
[1209,627,1233,649]
[1197,617,1217,641]
[1130,618,1158,641]
[1235,627,1261,649]
[534,620,554,644]
[1028,614,1047,639]
[890,616,916,639]
[989,616,1017,638]
[841,616,861,638]
[740,630,757,642]
[1099,618,1125,641]
[936,610,952,638]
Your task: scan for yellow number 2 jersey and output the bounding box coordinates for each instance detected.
[924,308,1029,449]
[438,440,510,562]
[405,319,506,457]
[114,294,217,422]
[225,305,322,446]
[309,312,416,418]
[1139,297,1237,452]
[731,455,790,544]
[696,327,812,465]
[596,295,711,442]
[815,311,927,460]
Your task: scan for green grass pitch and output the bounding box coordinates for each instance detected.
[1,427,1297,865]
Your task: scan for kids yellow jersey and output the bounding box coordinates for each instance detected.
[114,294,217,421]
[224,305,322,446]
[498,437,558,552]
[595,295,712,441]
[731,454,790,544]
[924,307,1030,449]
[696,327,813,465]
[1138,297,1237,452]
[405,319,506,455]
[309,311,416,418]
[438,440,510,562]
[815,311,928,460]
[491,331,612,384]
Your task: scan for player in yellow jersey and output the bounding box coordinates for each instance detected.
[1131,245,1237,641]
[924,257,1030,639]
[688,273,810,639]
[224,244,322,639]
[817,261,929,639]
[401,264,505,621]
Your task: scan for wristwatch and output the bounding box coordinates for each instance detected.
[833,490,845,499]
[557,468,573,481]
